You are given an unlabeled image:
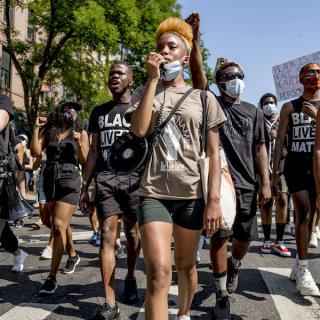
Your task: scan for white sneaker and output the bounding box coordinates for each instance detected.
[290,261,298,281]
[309,232,318,248]
[40,246,52,260]
[176,315,191,320]
[296,267,320,296]
[315,226,320,240]
[12,249,28,272]
[284,223,292,234]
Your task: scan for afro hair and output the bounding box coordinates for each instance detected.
[156,17,193,52]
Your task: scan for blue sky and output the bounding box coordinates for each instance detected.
[179,0,320,106]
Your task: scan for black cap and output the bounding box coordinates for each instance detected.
[58,100,82,111]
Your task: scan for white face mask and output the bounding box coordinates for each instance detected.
[263,103,277,116]
[160,60,182,81]
[224,79,245,98]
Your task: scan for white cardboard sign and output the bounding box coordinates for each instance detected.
[272,51,320,102]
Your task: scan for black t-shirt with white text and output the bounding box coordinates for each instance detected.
[287,96,320,157]
[217,97,266,190]
[88,101,131,172]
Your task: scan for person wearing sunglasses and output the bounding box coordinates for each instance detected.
[273,63,320,296]
[186,12,271,319]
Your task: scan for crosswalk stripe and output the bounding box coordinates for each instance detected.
[18,231,126,244]
[0,303,57,320]
[259,267,320,320]
[136,285,179,319]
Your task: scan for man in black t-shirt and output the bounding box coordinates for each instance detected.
[80,62,140,320]
[187,18,271,315]
[0,94,28,272]
[213,62,271,295]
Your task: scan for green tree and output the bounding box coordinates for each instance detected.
[1,0,211,131]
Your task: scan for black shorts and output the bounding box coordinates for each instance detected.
[43,164,80,205]
[138,197,204,230]
[212,188,258,242]
[284,154,316,200]
[95,172,139,221]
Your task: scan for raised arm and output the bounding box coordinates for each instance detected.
[186,12,208,90]
[30,117,47,157]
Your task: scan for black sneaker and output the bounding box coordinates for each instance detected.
[14,219,24,228]
[114,245,123,260]
[62,254,80,274]
[122,278,139,304]
[226,257,241,294]
[213,290,231,320]
[91,303,120,320]
[39,276,58,295]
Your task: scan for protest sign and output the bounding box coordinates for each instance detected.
[272,51,320,102]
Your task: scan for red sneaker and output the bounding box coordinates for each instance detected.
[273,241,291,257]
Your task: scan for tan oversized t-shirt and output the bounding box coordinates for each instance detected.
[130,83,226,199]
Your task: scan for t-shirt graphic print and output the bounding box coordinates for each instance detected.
[88,101,131,171]
[129,84,226,200]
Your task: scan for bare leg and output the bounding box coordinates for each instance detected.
[100,215,119,306]
[123,217,140,280]
[140,222,172,320]
[50,201,76,276]
[173,224,202,316]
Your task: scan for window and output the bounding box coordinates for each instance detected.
[2,1,14,25]
[1,48,11,89]
[27,9,35,41]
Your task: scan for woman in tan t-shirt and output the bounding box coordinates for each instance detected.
[130,17,226,320]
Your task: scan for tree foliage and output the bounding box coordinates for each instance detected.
[1,0,212,131]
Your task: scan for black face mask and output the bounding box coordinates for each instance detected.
[62,109,77,125]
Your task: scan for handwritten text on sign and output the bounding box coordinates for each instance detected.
[272,51,320,102]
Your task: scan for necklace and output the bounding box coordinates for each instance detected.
[57,127,71,142]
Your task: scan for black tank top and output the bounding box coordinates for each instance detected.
[46,136,79,166]
[287,96,320,157]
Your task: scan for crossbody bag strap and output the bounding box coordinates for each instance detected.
[200,90,208,154]
[155,87,194,137]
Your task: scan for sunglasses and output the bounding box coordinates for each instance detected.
[221,71,244,81]
[303,69,320,77]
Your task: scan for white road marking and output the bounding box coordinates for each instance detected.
[259,267,320,320]
[18,231,126,244]
[136,285,179,319]
[0,303,57,320]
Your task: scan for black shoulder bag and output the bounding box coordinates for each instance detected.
[106,88,194,175]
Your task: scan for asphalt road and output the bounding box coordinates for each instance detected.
[1,206,320,320]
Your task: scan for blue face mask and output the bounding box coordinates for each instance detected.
[263,103,277,116]
[224,79,245,98]
[160,60,182,81]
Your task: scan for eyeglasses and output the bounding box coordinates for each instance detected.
[303,69,320,77]
[221,71,244,81]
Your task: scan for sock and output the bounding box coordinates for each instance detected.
[276,223,286,242]
[231,256,241,267]
[262,224,271,241]
[297,259,308,269]
[213,271,227,292]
